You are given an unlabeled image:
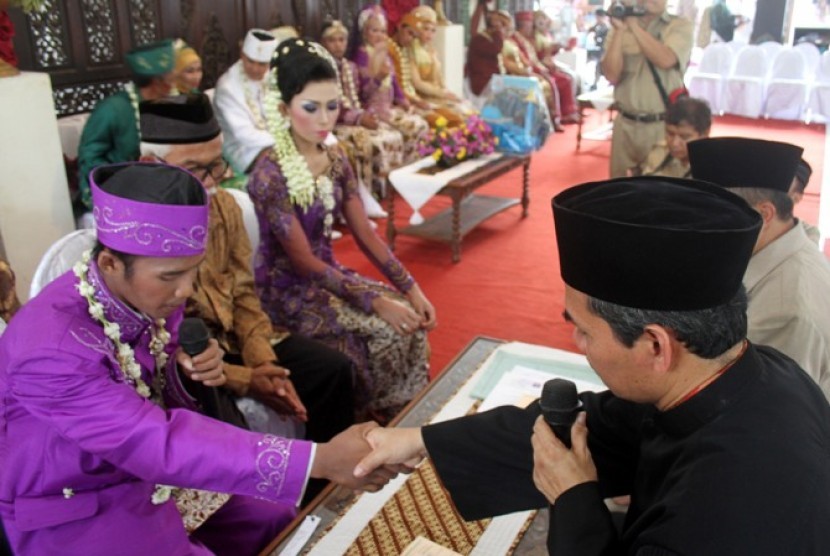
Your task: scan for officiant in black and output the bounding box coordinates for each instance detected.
[355,176,830,555]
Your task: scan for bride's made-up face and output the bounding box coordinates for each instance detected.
[283,80,340,146]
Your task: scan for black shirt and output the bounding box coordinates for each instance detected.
[423,343,830,555]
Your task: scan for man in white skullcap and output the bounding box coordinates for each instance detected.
[214,29,279,176]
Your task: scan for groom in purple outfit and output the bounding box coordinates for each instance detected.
[0,162,392,555]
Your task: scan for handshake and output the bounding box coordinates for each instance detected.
[311,423,427,492]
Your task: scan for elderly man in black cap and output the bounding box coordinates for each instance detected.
[352,177,830,554]
[689,137,830,402]
[137,93,355,453]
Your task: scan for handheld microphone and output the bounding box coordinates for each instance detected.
[178,317,220,417]
[539,378,582,448]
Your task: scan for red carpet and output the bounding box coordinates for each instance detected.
[334,114,826,379]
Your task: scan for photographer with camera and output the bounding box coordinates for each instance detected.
[600,0,693,178]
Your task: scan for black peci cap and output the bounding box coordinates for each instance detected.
[688,137,803,193]
[139,93,221,145]
[552,177,761,311]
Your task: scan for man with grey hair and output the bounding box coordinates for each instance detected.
[351,176,830,554]
[689,137,830,401]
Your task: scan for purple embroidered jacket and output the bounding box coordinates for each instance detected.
[0,263,312,554]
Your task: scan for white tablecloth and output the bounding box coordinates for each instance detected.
[57,113,90,159]
[388,153,504,225]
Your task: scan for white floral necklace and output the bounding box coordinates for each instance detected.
[241,69,268,130]
[125,83,141,141]
[263,67,336,238]
[73,250,174,504]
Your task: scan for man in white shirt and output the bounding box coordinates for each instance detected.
[214,29,279,175]
[690,137,830,401]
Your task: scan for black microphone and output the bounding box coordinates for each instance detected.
[178,317,221,418]
[539,378,582,448]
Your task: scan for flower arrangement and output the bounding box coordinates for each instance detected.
[417,115,497,169]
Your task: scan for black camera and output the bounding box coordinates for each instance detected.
[607,1,646,19]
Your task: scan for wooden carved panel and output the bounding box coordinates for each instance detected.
[53,80,128,116]
[80,0,119,64]
[128,0,160,45]
[25,0,70,69]
[200,12,230,90]
[180,0,195,39]
[9,0,424,118]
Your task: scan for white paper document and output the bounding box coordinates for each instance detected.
[478,364,605,413]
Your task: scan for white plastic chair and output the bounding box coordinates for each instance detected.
[758,41,783,63]
[764,48,810,120]
[722,45,769,118]
[727,41,747,55]
[795,42,821,78]
[807,51,830,122]
[687,43,733,115]
[223,187,260,269]
[29,229,97,299]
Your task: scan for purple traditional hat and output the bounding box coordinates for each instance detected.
[90,162,209,257]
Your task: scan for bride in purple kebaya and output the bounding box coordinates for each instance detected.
[247,38,436,422]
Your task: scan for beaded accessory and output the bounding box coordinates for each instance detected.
[125,83,141,140]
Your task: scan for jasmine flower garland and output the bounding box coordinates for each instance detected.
[264,41,339,238]
[73,249,174,505]
[125,83,141,141]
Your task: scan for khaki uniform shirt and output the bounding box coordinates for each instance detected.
[609,12,693,114]
[745,222,830,401]
[186,188,288,396]
[802,219,821,245]
[639,142,691,178]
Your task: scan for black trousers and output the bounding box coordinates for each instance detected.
[187,334,355,444]
[272,334,355,443]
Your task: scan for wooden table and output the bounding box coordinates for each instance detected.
[259,336,552,556]
[386,154,531,263]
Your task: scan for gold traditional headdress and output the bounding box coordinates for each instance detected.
[410,5,437,30]
[321,19,349,40]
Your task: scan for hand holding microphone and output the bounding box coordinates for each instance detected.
[539,378,583,448]
[177,318,226,387]
[531,378,596,503]
[177,318,225,418]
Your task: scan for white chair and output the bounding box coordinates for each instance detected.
[727,41,747,56]
[722,45,769,118]
[223,187,260,268]
[795,42,821,78]
[764,48,810,120]
[758,41,783,64]
[807,51,830,122]
[687,43,733,114]
[29,229,97,299]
